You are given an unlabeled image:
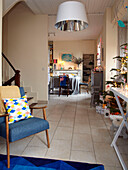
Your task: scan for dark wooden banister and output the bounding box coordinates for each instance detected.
[2,53,20,87]
[2,53,16,73]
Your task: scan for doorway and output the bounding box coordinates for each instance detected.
[83,54,94,82]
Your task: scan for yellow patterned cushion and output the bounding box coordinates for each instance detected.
[4,96,33,124]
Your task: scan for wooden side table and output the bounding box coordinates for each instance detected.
[0,113,10,168]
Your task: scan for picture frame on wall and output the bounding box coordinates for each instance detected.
[61,54,72,62]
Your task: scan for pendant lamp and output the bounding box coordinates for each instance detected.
[55,1,88,31]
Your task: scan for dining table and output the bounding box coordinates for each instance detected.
[69,75,81,94]
[50,75,81,95]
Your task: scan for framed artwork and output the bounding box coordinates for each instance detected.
[61,54,72,62]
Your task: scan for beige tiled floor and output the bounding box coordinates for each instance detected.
[0,92,128,170]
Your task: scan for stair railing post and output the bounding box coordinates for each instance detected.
[15,70,20,87]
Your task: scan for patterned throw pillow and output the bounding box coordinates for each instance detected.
[4,96,33,124]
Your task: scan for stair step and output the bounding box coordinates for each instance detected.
[27,97,33,101]
[29,103,38,107]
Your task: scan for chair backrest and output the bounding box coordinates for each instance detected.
[59,75,69,86]
[0,86,21,113]
[51,76,60,88]
[19,87,25,97]
[87,75,91,88]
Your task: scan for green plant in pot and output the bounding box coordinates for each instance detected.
[72,56,83,68]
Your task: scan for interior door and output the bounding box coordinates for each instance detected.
[83,54,94,82]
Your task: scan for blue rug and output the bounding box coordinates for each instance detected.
[0,154,104,170]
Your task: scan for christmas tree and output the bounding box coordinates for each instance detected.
[99,43,128,114]
[106,43,128,87]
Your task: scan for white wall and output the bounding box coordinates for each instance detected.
[53,40,96,70]
[0,0,2,86]
[3,2,48,101]
[97,8,118,88]
[3,0,21,16]
[105,8,118,82]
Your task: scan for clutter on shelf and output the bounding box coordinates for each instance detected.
[95,43,128,138]
[96,43,128,115]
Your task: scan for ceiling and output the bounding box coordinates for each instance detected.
[3,0,117,41]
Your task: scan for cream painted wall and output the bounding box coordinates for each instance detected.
[98,8,118,88]
[105,8,118,82]
[3,2,48,101]
[0,0,2,86]
[53,40,96,75]
[3,0,22,16]
[102,11,106,89]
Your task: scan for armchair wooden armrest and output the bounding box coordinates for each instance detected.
[0,113,9,117]
[29,105,47,120]
[30,106,47,109]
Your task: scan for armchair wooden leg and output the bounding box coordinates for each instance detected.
[5,116,10,168]
[45,129,50,148]
[42,108,50,148]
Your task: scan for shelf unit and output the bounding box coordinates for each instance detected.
[83,54,94,82]
[90,70,103,106]
[49,42,53,75]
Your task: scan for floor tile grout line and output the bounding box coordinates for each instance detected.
[20,135,35,156]
[44,101,68,157]
[101,115,114,141]
[87,107,98,164]
[89,109,121,168]
[0,143,6,153]
[101,116,124,168]
[69,99,78,160]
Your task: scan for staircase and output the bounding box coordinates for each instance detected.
[2,53,38,106]
[23,86,38,105]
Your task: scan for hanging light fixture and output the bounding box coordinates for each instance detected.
[55,1,88,32]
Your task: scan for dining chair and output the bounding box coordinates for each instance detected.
[79,75,91,93]
[59,75,70,96]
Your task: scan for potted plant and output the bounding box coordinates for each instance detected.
[72,56,83,68]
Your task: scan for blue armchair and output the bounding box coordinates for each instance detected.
[0,86,50,168]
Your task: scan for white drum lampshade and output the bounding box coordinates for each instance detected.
[55,1,88,31]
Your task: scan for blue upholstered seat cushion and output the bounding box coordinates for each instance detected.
[0,117,49,142]
[0,117,5,124]
[79,82,88,86]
